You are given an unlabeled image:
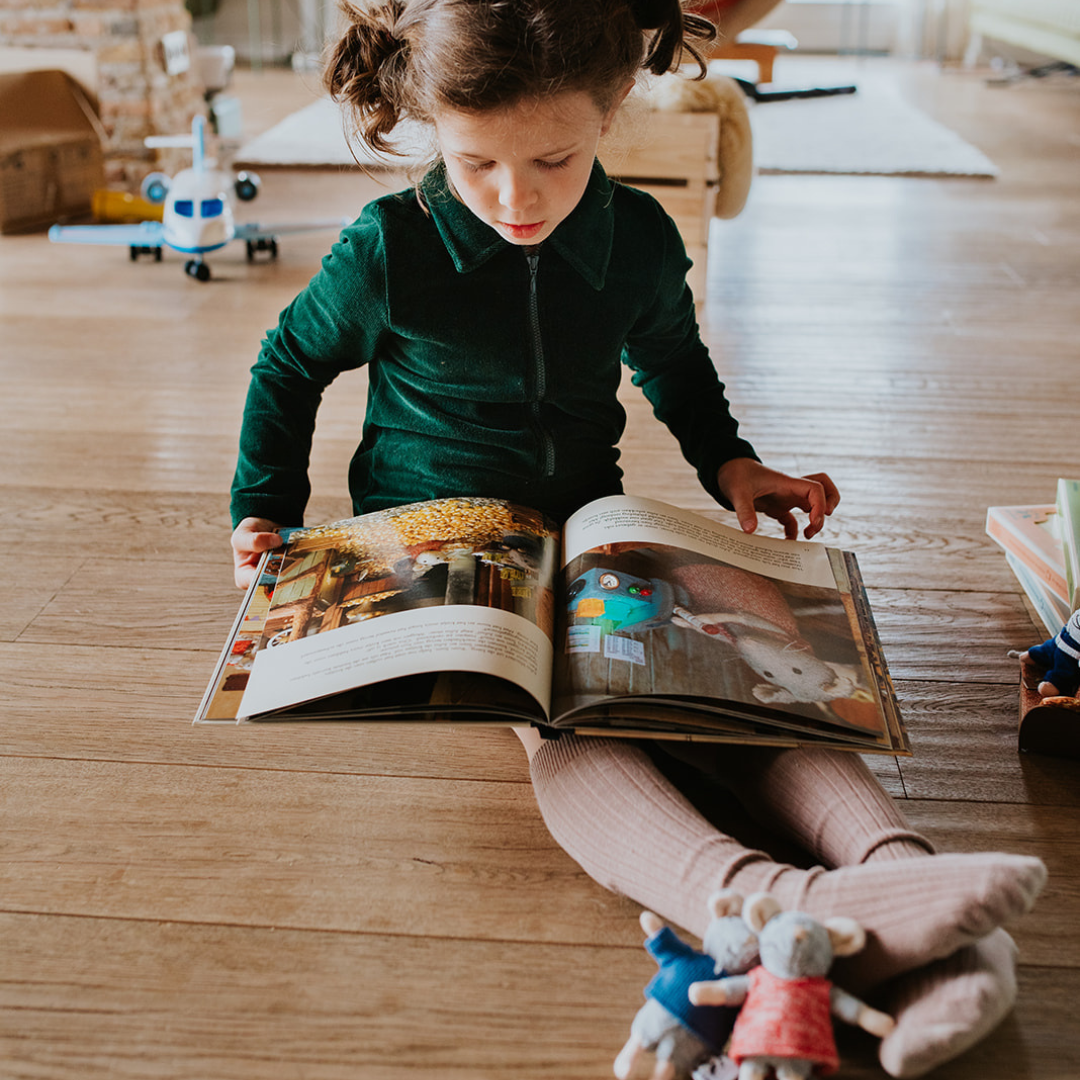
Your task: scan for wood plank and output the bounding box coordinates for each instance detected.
[16,556,249,650]
[0,640,534,782]
[0,555,85,643]
[900,801,1080,967]
[1,917,1077,1080]
[0,488,350,558]
[867,590,1041,681]
[0,912,649,1080]
[2,752,1073,964]
[0,756,640,945]
[891,679,1080,807]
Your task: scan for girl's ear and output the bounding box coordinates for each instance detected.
[601,80,637,135]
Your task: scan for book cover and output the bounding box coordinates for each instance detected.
[1056,478,1080,613]
[985,504,1068,605]
[1005,551,1068,639]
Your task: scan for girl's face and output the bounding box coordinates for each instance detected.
[434,89,624,247]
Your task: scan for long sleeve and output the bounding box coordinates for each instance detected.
[621,204,758,507]
[230,209,392,527]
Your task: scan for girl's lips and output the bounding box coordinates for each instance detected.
[500,221,545,240]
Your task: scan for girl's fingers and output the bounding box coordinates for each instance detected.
[777,510,798,540]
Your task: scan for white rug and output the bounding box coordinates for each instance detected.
[234,98,427,169]
[234,83,998,179]
[749,83,998,177]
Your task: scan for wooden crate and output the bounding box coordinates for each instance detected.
[601,110,720,299]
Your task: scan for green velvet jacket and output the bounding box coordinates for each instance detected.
[230,163,757,528]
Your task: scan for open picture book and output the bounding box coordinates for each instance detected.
[196,494,910,754]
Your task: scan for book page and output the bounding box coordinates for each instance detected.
[554,495,891,743]
[194,548,284,722]
[238,605,553,719]
[234,498,559,721]
[563,495,837,589]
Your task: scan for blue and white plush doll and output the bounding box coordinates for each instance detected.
[1021,610,1080,698]
[614,891,760,1080]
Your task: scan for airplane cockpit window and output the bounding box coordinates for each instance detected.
[201,199,224,218]
[174,200,194,217]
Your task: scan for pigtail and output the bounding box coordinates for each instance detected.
[324,0,410,154]
[628,0,716,79]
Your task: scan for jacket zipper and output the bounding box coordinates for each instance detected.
[526,249,556,478]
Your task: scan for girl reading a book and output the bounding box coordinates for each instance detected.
[229,2,1045,1074]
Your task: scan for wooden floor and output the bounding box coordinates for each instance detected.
[2,58,1079,1078]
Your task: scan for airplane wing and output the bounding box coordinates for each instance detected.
[234,217,352,242]
[48,222,165,247]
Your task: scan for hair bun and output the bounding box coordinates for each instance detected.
[628,0,676,31]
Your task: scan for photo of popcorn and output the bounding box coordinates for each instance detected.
[257,498,560,650]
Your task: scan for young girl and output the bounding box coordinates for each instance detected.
[230,3,1045,1076]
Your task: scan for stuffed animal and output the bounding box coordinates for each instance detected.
[688,893,894,1080]
[666,563,869,708]
[614,891,760,1080]
[1012,610,1080,698]
[640,71,753,221]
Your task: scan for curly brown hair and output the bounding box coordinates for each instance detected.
[324,0,715,156]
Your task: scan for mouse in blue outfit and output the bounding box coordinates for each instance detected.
[1013,610,1080,698]
[614,890,759,1080]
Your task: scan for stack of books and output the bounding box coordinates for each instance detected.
[986,477,1080,638]
[987,478,1080,758]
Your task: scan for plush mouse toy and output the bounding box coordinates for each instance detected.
[688,893,894,1080]
[1012,610,1080,698]
[666,562,868,708]
[614,891,760,1080]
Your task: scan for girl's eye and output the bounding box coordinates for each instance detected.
[461,159,494,173]
[537,156,572,171]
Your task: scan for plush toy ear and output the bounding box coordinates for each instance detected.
[708,889,744,919]
[742,892,782,933]
[640,910,665,937]
[825,916,866,957]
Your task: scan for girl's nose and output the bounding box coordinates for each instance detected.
[498,168,538,212]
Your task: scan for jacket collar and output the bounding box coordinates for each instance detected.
[422,162,614,290]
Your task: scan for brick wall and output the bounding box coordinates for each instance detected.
[0,0,206,185]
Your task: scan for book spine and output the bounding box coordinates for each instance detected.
[1056,478,1080,612]
[986,509,1069,602]
[1005,551,1067,638]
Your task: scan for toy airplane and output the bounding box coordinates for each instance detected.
[49,115,350,281]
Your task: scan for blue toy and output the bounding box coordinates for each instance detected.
[566,566,675,633]
[614,890,760,1080]
[1021,610,1080,698]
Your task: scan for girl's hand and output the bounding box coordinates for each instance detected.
[231,517,284,589]
[716,458,840,540]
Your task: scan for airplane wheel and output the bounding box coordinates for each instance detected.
[185,260,211,282]
[234,172,261,201]
[246,237,279,262]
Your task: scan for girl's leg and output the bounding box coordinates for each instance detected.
[522,733,1045,992]
[680,742,933,867]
